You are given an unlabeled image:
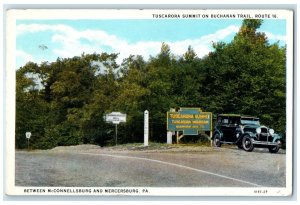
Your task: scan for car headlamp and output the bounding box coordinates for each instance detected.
[269,129,274,135]
[256,127,261,134]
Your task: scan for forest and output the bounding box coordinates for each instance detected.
[16,19,286,149]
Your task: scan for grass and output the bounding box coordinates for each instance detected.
[109,141,213,151]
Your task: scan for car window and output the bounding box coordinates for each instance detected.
[229,118,239,125]
[222,118,228,124]
[241,118,260,126]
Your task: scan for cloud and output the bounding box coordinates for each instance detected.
[16,23,243,64]
[16,24,74,36]
[264,32,286,42]
[199,25,240,44]
[16,50,35,68]
[16,49,34,61]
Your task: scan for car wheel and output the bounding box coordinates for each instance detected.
[213,133,222,147]
[269,140,281,153]
[242,135,254,152]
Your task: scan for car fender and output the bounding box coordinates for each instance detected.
[272,134,282,143]
[242,132,258,140]
[213,129,223,140]
[235,133,244,144]
[235,131,255,144]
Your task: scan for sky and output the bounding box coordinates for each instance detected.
[15,19,286,69]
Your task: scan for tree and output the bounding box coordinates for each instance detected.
[201,19,286,134]
[16,63,51,149]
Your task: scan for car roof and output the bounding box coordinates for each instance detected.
[218,114,259,119]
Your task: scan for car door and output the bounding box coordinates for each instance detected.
[221,117,231,141]
[227,117,239,142]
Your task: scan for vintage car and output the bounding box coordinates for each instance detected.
[213,114,282,153]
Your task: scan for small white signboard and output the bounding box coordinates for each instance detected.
[105,112,126,123]
[112,120,120,124]
[25,132,31,139]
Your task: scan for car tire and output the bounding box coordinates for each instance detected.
[269,140,281,153]
[242,135,254,152]
[213,133,222,147]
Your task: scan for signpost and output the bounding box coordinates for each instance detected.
[167,131,172,144]
[104,112,126,146]
[144,110,149,146]
[25,132,31,151]
[167,107,212,144]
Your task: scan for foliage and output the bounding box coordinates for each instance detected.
[16,20,286,149]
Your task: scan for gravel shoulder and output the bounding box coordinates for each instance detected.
[48,143,219,153]
[38,143,286,154]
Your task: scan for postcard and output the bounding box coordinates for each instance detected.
[5,9,293,196]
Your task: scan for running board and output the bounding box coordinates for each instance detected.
[220,141,236,145]
[221,141,278,146]
[253,141,278,146]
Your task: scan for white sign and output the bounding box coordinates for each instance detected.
[105,112,126,123]
[144,110,149,146]
[25,132,31,139]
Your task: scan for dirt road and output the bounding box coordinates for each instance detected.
[15,144,286,187]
